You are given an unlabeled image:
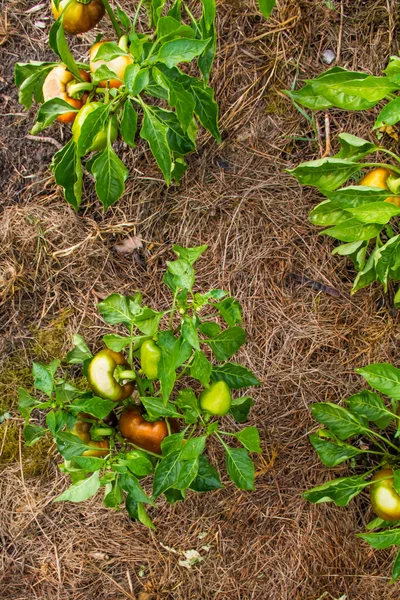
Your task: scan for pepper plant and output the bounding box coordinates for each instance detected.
[286,57,400,303]
[18,245,261,529]
[15,0,221,210]
[305,362,400,582]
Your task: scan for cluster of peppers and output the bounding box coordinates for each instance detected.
[79,345,232,455]
[44,0,133,141]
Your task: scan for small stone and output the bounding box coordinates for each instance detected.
[322,49,336,65]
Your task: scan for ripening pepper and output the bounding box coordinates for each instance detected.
[51,0,105,35]
[42,65,91,123]
[72,102,118,152]
[87,349,135,401]
[200,381,232,416]
[140,340,161,380]
[119,405,179,454]
[70,415,110,457]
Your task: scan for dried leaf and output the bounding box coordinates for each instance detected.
[114,236,143,255]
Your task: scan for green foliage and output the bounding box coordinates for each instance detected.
[15,1,220,211]
[306,361,400,581]
[286,60,400,300]
[19,247,260,528]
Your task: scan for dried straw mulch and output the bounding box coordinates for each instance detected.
[1,0,400,598]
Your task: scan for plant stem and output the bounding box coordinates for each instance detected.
[362,162,400,175]
[183,2,201,36]
[128,441,161,459]
[101,0,122,38]
[379,148,400,165]
[132,0,144,31]
[366,427,400,453]
[166,419,172,436]
[117,370,137,381]
[67,81,94,97]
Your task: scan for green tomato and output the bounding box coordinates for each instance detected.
[200,381,232,416]
[370,467,400,521]
[140,340,161,380]
[72,102,118,152]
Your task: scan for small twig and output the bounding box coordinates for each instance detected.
[336,0,344,64]
[321,112,331,158]
[26,134,62,150]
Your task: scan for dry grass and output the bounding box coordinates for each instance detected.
[1,0,400,598]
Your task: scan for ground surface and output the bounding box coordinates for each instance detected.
[1,1,400,599]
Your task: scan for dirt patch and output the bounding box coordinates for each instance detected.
[1,0,400,598]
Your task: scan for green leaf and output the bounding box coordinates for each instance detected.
[153,68,195,131]
[229,396,254,423]
[182,314,200,350]
[190,81,221,142]
[215,297,242,326]
[46,410,66,435]
[154,38,210,68]
[190,351,212,387]
[66,334,93,364]
[167,258,195,289]
[321,218,382,242]
[311,402,366,440]
[31,98,79,134]
[125,449,154,477]
[236,427,261,453]
[134,307,163,335]
[140,105,172,184]
[120,101,138,148]
[356,363,400,400]
[102,334,133,352]
[391,548,400,583]
[161,431,186,456]
[15,61,55,109]
[357,529,400,550]
[374,97,400,129]
[180,436,206,460]
[137,502,157,530]
[211,363,260,389]
[172,244,208,264]
[347,202,400,225]
[140,396,182,419]
[207,327,246,361]
[70,397,115,420]
[189,455,223,492]
[258,0,276,18]
[375,235,400,291]
[90,64,120,86]
[74,456,105,471]
[335,133,378,161]
[285,85,333,111]
[125,64,150,95]
[92,42,129,61]
[164,488,185,503]
[309,200,347,227]
[332,240,368,271]
[157,16,194,42]
[98,293,136,326]
[103,479,124,508]
[55,432,92,460]
[326,185,397,208]
[54,471,100,503]
[120,472,155,505]
[175,388,200,424]
[24,424,47,446]
[32,360,59,397]
[309,432,364,467]
[153,451,183,496]
[304,474,370,506]
[18,388,37,419]
[51,140,82,210]
[289,158,364,192]
[309,73,396,110]
[76,104,110,157]
[49,20,81,80]
[352,248,378,293]
[347,390,392,429]
[225,447,255,490]
[91,147,129,210]
[174,457,199,489]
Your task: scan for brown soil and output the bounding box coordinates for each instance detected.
[1,0,400,599]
